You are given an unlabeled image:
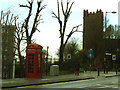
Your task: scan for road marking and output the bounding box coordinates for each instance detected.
[96,84,101,86]
[17,79,95,88]
[104,85,117,88]
[112,82,115,83]
[17,85,35,88]
[78,86,87,88]
[41,79,49,80]
[38,79,95,87]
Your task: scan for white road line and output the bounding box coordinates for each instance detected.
[36,79,95,87]
[104,85,118,88]
[78,86,90,88]
[17,85,35,88]
[16,79,94,88]
[96,84,101,86]
[112,82,115,84]
[41,79,49,80]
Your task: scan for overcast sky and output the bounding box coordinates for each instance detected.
[0,0,119,57]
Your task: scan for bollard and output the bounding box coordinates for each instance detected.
[104,67,106,74]
[116,68,118,75]
[98,67,100,76]
[116,70,117,75]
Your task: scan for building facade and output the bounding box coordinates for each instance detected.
[83,9,119,69]
[83,9,104,68]
[2,25,15,79]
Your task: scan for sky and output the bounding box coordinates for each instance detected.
[0,0,119,58]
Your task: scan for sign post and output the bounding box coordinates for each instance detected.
[112,54,117,74]
[88,49,93,58]
[88,49,93,72]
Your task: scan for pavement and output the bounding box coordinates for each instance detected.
[1,71,120,89]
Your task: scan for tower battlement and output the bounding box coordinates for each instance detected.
[84,9,103,17]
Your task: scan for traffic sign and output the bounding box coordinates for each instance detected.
[67,54,71,59]
[88,49,93,58]
[112,54,116,60]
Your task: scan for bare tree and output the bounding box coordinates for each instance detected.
[104,24,119,39]
[14,19,25,64]
[1,10,25,64]
[1,10,16,25]
[52,0,81,69]
[19,0,46,45]
[1,10,26,78]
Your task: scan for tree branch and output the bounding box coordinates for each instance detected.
[52,11,62,24]
[57,0,60,19]
[20,0,33,43]
[19,4,30,9]
[20,48,26,52]
[62,1,74,39]
[61,0,65,15]
[27,0,33,4]
[64,24,81,47]
[30,1,46,38]
[65,0,69,14]
[52,11,62,37]
[67,1,74,15]
[39,5,47,13]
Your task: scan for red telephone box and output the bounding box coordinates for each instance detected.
[26,44,43,78]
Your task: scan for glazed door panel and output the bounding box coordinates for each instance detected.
[28,54,34,73]
[38,53,41,73]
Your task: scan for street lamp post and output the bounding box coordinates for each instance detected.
[104,11,117,74]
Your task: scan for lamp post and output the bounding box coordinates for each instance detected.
[104,11,117,74]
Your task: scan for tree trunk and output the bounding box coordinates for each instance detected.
[27,36,31,45]
[59,37,64,70]
[17,42,23,77]
[18,48,22,63]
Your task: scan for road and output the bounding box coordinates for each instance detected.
[15,77,119,89]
